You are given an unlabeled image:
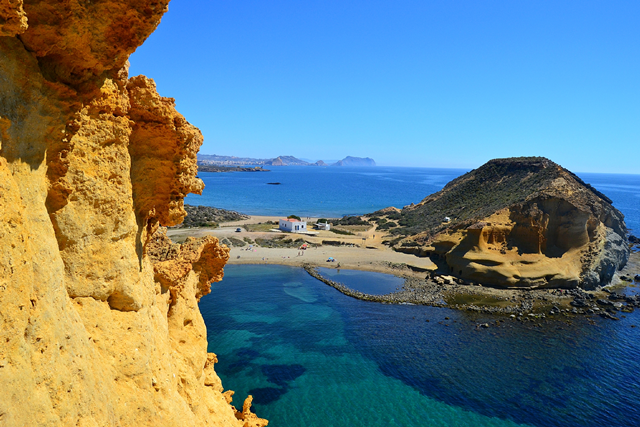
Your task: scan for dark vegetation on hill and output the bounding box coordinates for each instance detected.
[384,157,620,240]
[174,205,249,228]
[332,216,370,226]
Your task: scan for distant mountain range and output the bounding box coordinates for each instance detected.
[197,154,376,167]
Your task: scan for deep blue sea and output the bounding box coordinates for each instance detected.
[187,166,466,218]
[197,167,640,427]
[187,167,640,233]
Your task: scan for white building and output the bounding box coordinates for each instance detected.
[279,218,307,233]
[315,222,331,230]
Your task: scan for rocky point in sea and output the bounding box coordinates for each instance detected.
[374,157,629,290]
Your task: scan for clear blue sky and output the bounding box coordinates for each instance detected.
[130,0,639,174]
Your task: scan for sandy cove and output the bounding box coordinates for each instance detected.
[226,244,434,275]
[167,215,437,277]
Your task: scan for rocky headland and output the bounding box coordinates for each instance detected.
[264,155,307,166]
[376,157,629,290]
[0,1,265,426]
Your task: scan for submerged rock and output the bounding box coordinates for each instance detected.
[389,157,629,289]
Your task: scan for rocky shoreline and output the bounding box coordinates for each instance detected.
[304,250,640,323]
[197,165,270,173]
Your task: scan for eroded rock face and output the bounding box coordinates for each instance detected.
[128,75,205,231]
[392,158,629,289]
[0,2,266,425]
[0,0,27,37]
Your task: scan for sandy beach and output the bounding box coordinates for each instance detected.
[168,215,436,277]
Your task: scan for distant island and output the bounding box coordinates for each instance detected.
[332,156,376,167]
[198,154,376,167]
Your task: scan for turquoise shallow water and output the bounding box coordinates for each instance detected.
[199,169,640,426]
[203,265,640,427]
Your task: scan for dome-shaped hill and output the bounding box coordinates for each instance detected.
[382,157,629,289]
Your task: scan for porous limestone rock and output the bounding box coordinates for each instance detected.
[128,75,205,231]
[0,1,267,426]
[390,157,629,289]
[0,0,27,37]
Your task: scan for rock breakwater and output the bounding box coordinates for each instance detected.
[305,251,640,319]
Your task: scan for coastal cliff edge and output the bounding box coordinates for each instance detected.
[0,1,266,425]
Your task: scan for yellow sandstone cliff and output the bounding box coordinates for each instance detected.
[0,1,266,425]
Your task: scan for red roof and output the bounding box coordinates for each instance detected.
[281,218,303,222]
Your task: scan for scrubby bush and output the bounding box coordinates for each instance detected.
[386,212,402,221]
[227,237,246,247]
[333,216,369,226]
[322,240,344,246]
[254,237,309,248]
[174,205,248,228]
[329,228,355,236]
[377,221,397,230]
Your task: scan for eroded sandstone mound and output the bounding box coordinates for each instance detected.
[0,1,266,425]
[388,157,629,289]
